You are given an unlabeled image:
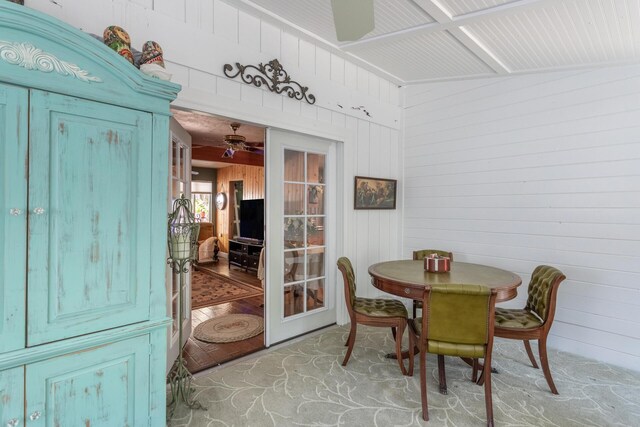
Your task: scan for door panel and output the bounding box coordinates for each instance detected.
[266,128,337,345]
[27,90,152,346]
[166,117,192,373]
[25,335,150,427]
[0,83,27,353]
[0,366,24,427]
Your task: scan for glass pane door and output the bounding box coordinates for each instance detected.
[265,127,337,346]
[283,149,326,317]
[166,118,192,372]
[170,138,189,335]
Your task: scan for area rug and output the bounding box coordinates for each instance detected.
[193,314,264,343]
[168,324,640,427]
[191,270,263,309]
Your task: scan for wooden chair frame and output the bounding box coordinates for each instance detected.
[409,286,498,426]
[338,262,411,376]
[494,268,566,394]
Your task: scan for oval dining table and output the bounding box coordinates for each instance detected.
[368,260,522,386]
[368,260,521,303]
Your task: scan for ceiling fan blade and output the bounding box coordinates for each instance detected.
[331,0,374,42]
[246,147,264,154]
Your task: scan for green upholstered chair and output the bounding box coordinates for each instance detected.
[409,285,498,425]
[494,265,566,394]
[412,250,454,318]
[337,257,411,375]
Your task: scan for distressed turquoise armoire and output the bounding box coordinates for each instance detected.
[0,2,179,426]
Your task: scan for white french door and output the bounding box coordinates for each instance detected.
[265,128,337,345]
[166,117,193,372]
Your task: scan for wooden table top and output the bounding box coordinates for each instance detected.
[368,260,522,303]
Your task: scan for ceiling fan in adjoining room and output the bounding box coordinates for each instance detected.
[214,122,264,159]
[331,0,374,42]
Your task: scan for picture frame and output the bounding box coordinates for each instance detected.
[354,176,397,210]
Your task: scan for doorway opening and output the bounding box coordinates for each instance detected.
[171,108,266,374]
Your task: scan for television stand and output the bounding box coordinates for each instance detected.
[228,239,263,274]
[235,236,263,245]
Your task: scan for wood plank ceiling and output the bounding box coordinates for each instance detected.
[240,0,640,83]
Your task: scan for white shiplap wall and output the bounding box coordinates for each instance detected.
[25,0,403,319]
[403,65,640,371]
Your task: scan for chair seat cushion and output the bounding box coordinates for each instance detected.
[495,307,542,329]
[413,318,485,358]
[354,297,408,318]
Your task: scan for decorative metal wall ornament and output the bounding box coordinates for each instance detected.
[0,40,103,82]
[224,58,316,105]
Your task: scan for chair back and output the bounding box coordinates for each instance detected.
[337,257,356,308]
[424,285,495,347]
[525,265,566,323]
[413,249,453,262]
[197,222,214,241]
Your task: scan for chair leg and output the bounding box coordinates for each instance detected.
[471,358,479,383]
[538,337,559,394]
[342,323,357,366]
[420,345,429,421]
[344,328,352,346]
[395,320,408,376]
[437,355,447,394]
[407,324,415,376]
[523,340,539,369]
[483,352,494,427]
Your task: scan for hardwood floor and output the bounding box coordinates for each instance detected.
[196,259,262,288]
[185,260,265,374]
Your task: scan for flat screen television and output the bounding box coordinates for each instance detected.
[239,199,264,242]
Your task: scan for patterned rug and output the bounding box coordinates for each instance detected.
[193,314,264,343]
[168,324,640,427]
[191,269,263,309]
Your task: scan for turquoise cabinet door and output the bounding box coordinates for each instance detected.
[25,335,150,427]
[27,90,153,346]
[0,367,24,427]
[0,83,27,353]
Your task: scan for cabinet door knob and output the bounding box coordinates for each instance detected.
[6,418,20,427]
[32,208,45,215]
[29,411,41,421]
[9,208,22,216]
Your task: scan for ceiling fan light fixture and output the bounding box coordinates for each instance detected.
[223,122,246,145]
[222,148,235,158]
[218,122,264,159]
[331,0,374,42]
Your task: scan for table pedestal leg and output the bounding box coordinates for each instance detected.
[385,346,420,360]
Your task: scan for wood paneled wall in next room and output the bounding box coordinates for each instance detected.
[216,164,264,253]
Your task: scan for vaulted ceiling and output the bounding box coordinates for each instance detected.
[240,0,640,84]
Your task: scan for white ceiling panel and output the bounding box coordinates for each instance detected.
[463,0,640,71]
[249,0,339,43]
[365,1,435,38]
[349,31,494,80]
[237,0,640,83]
[438,0,519,17]
[249,0,434,45]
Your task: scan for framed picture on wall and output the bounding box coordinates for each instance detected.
[354,176,397,210]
